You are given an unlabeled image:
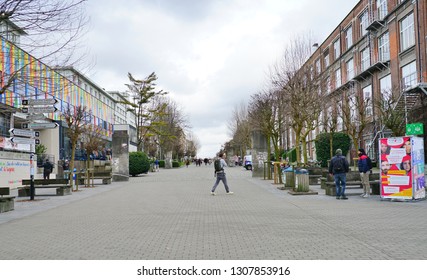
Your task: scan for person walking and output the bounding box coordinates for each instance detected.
[358,148,372,198]
[211,152,233,195]
[43,159,54,180]
[328,149,349,200]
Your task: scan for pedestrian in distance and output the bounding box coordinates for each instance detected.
[328,149,349,200]
[43,159,54,180]
[211,152,233,195]
[357,148,372,198]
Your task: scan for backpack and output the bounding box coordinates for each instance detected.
[366,156,373,170]
[333,157,345,173]
[214,159,223,172]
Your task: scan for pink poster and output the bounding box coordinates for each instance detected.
[379,137,413,199]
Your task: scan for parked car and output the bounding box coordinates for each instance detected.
[243,155,252,170]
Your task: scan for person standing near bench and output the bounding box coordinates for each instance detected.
[358,148,372,198]
[43,159,54,180]
[329,149,349,200]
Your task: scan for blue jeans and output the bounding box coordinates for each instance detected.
[334,173,347,197]
[211,172,230,193]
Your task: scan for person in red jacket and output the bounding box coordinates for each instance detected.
[357,148,372,198]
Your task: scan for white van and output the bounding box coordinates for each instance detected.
[243,155,252,170]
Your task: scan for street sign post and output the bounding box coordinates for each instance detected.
[22,106,58,114]
[26,113,46,121]
[9,128,40,138]
[22,98,58,106]
[22,122,58,129]
[10,137,40,145]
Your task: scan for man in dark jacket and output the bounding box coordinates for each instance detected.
[329,149,349,200]
[358,148,371,198]
[43,159,54,180]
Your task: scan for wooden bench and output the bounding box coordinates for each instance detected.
[325,180,380,196]
[309,175,322,185]
[79,171,112,185]
[0,187,15,213]
[19,179,71,197]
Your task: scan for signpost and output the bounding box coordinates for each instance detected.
[21,98,59,200]
[9,128,40,138]
[22,122,58,129]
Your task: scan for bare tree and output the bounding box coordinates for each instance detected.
[227,101,251,157]
[374,87,406,137]
[340,89,370,154]
[82,124,106,187]
[62,104,91,191]
[0,0,89,94]
[271,35,325,165]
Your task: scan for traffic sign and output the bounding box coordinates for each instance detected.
[22,122,58,129]
[22,98,58,106]
[9,128,40,138]
[10,137,40,145]
[22,106,58,114]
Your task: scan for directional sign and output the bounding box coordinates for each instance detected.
[22,122,58,129]
[26,113,46,121]
[9,128,40,138]
[10,137,40,145]
[22,106,58,114]
[22,98,58,106]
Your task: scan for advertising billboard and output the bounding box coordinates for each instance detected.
[379,137,425,200]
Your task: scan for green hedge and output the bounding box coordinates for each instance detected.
[315,132,351,167]
[159,160,165,168]
[286,148,297,163]
[129,151,150,176]
[172,161,180,168]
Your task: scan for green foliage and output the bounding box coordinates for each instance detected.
[172,161,180,168]
[286,148,297,163]
[35,144,47,155]
[315,132,351,167]
[129,151,150,176]
[159,160,165,168]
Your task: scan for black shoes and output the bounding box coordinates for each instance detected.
[336,195,348,200]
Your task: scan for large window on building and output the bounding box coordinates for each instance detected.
[401,60,417,89]
[377,0,388,19]
[335,68,341,88]
[400,13,415,51]
[360,10,369,37]
[346,58,354,81]
[363,85,373,116]
[345,25,353,50]
[315,59,321,74]
[361,47,371,71]
[325,76,331,94]
[378,32,390,61]
[348,94,357,122]
[333,39,340,60]
[324,51,330,68]
[380,74,392,105]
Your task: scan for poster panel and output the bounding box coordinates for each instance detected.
[379,137,413,200]
[411,137,425,199]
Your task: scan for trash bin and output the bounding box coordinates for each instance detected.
[283,166,294,188]
[294,168,309,192]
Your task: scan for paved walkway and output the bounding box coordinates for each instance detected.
[0,164,426,260]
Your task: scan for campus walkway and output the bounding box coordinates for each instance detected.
[0,164,426,260]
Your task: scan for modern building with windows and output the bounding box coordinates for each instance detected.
[305,0,426,160]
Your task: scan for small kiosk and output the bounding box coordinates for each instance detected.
[379,136,425,201]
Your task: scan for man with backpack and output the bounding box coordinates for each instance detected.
[329,149,349,200]
[357,148,372,198]
[211,152,233,195]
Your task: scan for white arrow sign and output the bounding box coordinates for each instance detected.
[26,113,46,121]
[22,122,58,129]
[9,128,40,138]
[22,106,58,114]
[10,137,40,145]
[22,98,58,106]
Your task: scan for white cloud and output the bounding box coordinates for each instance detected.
[84,0,359,158]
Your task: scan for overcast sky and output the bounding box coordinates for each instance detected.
[85,0,359,158]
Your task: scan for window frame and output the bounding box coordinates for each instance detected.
[399,12,415,51]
